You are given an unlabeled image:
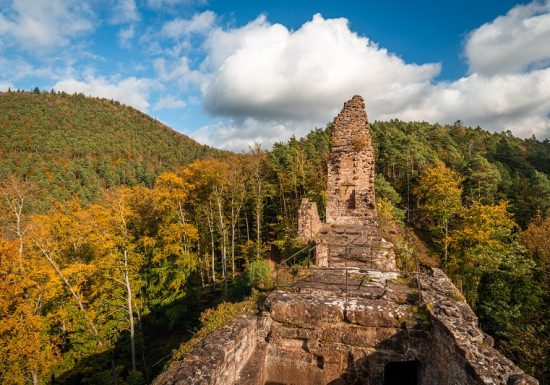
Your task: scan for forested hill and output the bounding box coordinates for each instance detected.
[0,90,222,212]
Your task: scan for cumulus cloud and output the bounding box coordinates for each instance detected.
[154,95,187,110]
[0,0,94,50]
[397,70,550,139]
[466,1,550,74]
[161,11,215,37]
[202,14,439,123]
[193,7,550,150]
[53,76,155,111]
[192,118,306,151]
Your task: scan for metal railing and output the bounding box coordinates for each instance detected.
[274,225,425,308]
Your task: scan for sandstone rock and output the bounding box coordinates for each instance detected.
[154,97,538,385]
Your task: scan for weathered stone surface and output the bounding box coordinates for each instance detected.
[344,299,409,327]
[154,96,538,385]
[326,95,377,226]
[155,266,538,385]
[266,291,344,326]
[298,96,395,271]
[419,268,539,385]
[297,198,322,242]
[152,316,261,385]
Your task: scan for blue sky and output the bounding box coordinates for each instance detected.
[1,0,550,150]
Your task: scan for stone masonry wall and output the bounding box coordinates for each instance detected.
[154,268,539,385]
[419,269,538,385]
[153,316,264,385]
[326,95,377,226]
[297,198,322,242]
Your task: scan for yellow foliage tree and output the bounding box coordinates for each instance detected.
[414,162,463,265]
[0,239,58,385]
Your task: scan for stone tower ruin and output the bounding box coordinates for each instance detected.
[298,95,394,270]
[326,95,377,226]
[154,96,538,385]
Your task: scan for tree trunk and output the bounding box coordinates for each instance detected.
[36,243,100,338]
[207,206,216,285]
[443,220,449,266]
[231,206,237,278]
[123,249,137,372]
[255,186,262,260]
[111,351,117,383]
[30,370,38,385]
[215,195,227,294]
[137,312,150,383]
[245,210,250,241]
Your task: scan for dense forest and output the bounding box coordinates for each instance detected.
[1,92,549,384]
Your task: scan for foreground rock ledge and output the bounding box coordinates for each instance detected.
[153,268,538,385]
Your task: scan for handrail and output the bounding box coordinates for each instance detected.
[276,223,424,309]
[278,243,315,267]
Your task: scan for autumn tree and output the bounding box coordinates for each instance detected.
[521,211,550,290]
[182,159,229,291]
[449,201,532,304]
[97,188,144,373]
[0,239,58,385]
[247,144,271,260]
[0,175,34,272]
[414,162,463,265]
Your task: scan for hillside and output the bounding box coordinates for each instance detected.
[0,90,222,211]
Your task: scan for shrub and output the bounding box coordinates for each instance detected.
[245,259,273,289]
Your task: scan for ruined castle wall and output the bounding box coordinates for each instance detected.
[154,269,538,385]
[419,269,538,385]
[297,198,322,242]
[326,95,377,227]
[152,316,264,385]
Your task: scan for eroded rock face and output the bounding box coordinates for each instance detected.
[154,268,538,385]
[154,96,538,385]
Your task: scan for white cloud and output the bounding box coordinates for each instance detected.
[53,76,155,111]
[466,1,550,74]
[147,0,206,9]
[194,8,550,150]
[0,82,14,91]
[111,0,140,24]
[118,26,135,48]
[202,14,439,123]
[0,0,94,50]
[192,118,305,151]
[396,69,550,139]
[154,95,187,110]
[154,56,204,89]
[161,11,215,37]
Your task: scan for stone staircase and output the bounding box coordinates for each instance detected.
[315,224,396,270]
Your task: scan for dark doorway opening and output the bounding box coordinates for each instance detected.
[384,360,420,385]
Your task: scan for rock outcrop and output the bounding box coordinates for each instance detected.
[154,96,538,385]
